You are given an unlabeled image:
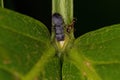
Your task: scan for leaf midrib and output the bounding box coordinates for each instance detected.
[69,45,120,80]
[69,48,102,80]
[22,47,55,80]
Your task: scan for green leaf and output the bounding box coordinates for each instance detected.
[64,24,120,80]
[0,7,59,80]
[1,1,120,80]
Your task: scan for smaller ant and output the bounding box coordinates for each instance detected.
[66,18,76,33]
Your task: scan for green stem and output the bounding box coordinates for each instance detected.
[52,0,74,52]
[0,0,4,8]
[52,0,73,25]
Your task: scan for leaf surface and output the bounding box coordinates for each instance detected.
[64,24,120,80]
[0,8,60,80]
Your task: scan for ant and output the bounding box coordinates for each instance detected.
[66,18,76,33]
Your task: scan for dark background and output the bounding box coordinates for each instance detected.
[4,0,120,38]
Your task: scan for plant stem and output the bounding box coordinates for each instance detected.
[0,0,4,8]
[52,0,73,25]
[52,0,75,53]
